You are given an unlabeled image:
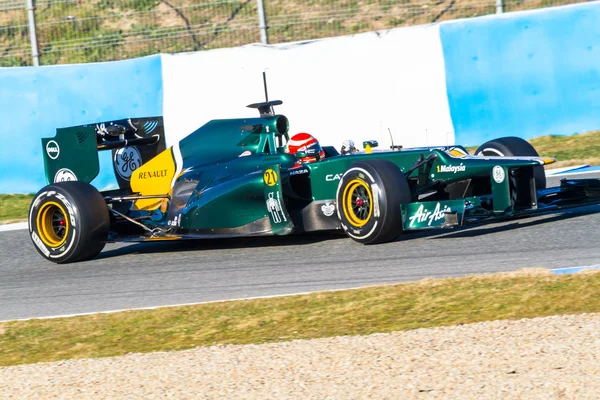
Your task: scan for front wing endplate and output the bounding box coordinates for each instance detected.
[401,199,466,230]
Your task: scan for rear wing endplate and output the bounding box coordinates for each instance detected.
[41,117,166,187]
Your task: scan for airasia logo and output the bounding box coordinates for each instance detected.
[46,140,60,160]
[408,202,451,227]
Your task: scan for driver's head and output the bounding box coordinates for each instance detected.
[287,132,325,164]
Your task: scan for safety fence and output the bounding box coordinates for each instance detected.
[0,0,587,66]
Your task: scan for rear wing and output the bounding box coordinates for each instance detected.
[42,117,166,189]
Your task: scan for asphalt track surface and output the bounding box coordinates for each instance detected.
[1,172,600,321]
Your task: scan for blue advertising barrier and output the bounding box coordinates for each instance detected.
[0,55,163,194]
[440,2,600,146]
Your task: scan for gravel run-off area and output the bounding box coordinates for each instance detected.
[1,313,599,399]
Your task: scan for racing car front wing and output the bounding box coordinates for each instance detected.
[400,178,600,231]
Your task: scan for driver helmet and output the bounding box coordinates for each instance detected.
[287,132,325,164]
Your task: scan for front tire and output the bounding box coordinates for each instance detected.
[29,181,109,263]
[336,160,411,244]
[475,136,546,189]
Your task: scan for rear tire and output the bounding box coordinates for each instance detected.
[29,181,109,263]
[336,160,411,244]
[475,136,546,189]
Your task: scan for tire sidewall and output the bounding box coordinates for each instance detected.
[336,165,387,242]
[29,186,83,263]
[475,142,511,157]
[475,136,538,157]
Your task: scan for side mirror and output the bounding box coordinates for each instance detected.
[362,140,379,154]
[362,140,379,149]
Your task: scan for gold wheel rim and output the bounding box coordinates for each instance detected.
[37,201,68,247]
[342,178,373,227]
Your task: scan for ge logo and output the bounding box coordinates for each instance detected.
[54,168,77,183]
[263,169,278,187]
[114,147,142,180]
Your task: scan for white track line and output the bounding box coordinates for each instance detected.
[551,168,600,176]
[0,285,377,323]
[0,222,27,232]
[545,165,589,176]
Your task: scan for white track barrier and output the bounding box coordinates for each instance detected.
[161,24,454,152]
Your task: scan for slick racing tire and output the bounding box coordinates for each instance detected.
[475,136,546,190]
[29,181,109,264]
[336,160,411,245]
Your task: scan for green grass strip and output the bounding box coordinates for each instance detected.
[1,270,599,367]
[529,130,600,162]
[0,194,33,224]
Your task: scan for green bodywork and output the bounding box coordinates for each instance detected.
[42,126,99,184]
[168,119,543,233]
[163,116,297,232]
[39,106,600,242]
[304,151,526,204]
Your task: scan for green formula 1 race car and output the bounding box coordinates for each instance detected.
[29,98,600,263]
